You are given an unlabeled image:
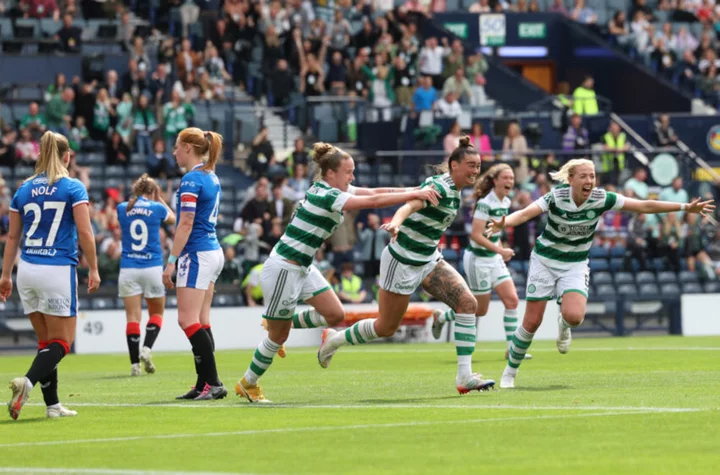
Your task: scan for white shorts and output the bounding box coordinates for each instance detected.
[379,247,441,295]
[118,266,165,299]
[176,249,224,290]
[525,252,589,303]
[463,252,512,295]
[260,257,331,319]
[16,260,78,317]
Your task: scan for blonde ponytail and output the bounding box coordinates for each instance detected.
[27,131,70,185]
[549,158,594,184]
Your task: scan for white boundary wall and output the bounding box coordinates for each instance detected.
[681,294,720,337]
[74,301,563,355]
[73,295,720,355]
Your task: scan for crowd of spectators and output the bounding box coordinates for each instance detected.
[2,0,720,306]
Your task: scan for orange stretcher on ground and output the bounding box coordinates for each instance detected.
[337,304,434,327]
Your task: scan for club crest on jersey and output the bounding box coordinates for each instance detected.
[586,210,596,219]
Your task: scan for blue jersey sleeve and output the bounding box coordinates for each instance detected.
[155,201,169,222]
[178,177,201,213]
[9,189,21,212]
[69,179,89,208]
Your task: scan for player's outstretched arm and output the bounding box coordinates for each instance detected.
[342,188,440,211]
[486,203,544,235]
[380,199,426,240]
[353,186,417,196]
[74,203,101,293]
[621,197,715,216]
[0,212,22,301]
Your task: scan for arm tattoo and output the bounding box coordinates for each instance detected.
[421,260,472,311]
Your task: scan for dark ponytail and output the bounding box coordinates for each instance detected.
[435,135,477,174]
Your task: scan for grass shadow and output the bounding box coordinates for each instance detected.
[513,385,572,392]
[357,395,462,404]
[0,416,47,425]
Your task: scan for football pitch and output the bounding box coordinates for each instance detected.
[0,336,719,475]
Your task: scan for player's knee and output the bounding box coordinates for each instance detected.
[476,300,489,317]
[504,294,519,310]
[324,309,346,326]
[561,311,584,328]
[455,292,477,315]
[375,320,399,338]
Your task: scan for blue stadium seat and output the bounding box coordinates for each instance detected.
[589,247,609,259]
[657,271,678,284]
[616,284,638,295]
[595,284,616,297]
[639,283,659,296]
[592,271,613,285]
[105,166,126,178]
[512,273,526,288]
[679,271,699,283]
[682,283,703,294]
[704,282,720,293]
[660,283,680,296]
[614,272,634,285]
[589,259,609,272]
[635,271,656,284]
[652,258,666,271]
[167,296,178,308]
[610,258,624,272]
[610,246,626,258]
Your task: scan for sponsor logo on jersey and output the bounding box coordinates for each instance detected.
[556,224,595,236]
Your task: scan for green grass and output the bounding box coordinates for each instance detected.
[1,336,719,475]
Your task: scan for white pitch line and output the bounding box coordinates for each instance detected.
[0,410,690,449]
[0,469,249,475]
[24,402,702,413]
[282,346,720,354]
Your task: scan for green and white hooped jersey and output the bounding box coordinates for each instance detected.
[533,185,625,270]
[467,189,510,262]
[388,173,460,266]
[270,181,356,268]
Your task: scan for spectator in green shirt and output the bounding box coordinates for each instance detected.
[624,168,649,199]
[45,87,74,131]
[133,94,158,157]
[162,90,195,152]
[20,102,47,137]
[658,177,690,220]
[93,88,116,139]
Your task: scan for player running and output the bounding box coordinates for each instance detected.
[431,163,531,360]
[162,127,227,401]
[318,137,497,394]
[486,159,714,388]
[118,174,176,376]
[1,131,100,420]
[235,142,442,403]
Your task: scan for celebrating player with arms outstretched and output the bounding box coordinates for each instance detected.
[486,159,714,388]
[118,174,176,376]
[1,132,100,420]
[236,142,441,403]
[318,137,496,394]
[432,163,530,360]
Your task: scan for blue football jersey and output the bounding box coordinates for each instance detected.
[10,174,89,266]
[118,197,169,269]
[174,164,221,254]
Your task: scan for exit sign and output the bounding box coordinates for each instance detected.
[518,23,546,39]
